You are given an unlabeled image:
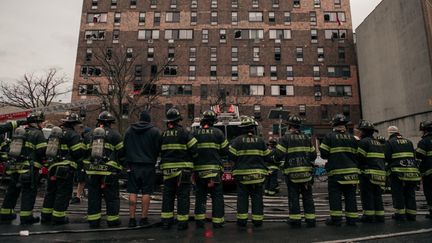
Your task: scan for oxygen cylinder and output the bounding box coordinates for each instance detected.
[46,126,62,158]
[91,127,105,159]
[8,127,26,158]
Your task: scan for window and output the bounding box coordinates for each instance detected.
[293,0,300,8]
[191,0,197,8]
[253,47,260,61]
[270,66,277,80]
[170,0,177,8]
[138,29,160,39]
[313,66,320,80]
[201,85,208,99]
[269,29,291,39]
[254,104,261,119]
[268,12,275,23]
[87,13,107,23]
[126,48,133,61]
[271,85,294,96]
[154,12,161,25]
[211,12,218,25]
[114,12,121,25]
[162,85,192,96]
[327,66,351,77]
[164,65,178,76]
[202,29,209,43]
[338,47,345,60]
[130,0,137,8]
[232,0,238,8]
[80,66,102,76]
[189,47,196,62]
[252,0,259,8]
[85,48,92,62]
[232,47,238,62]
[168,47,175,61]
[133,83,157,95]
[286,66,294,80]
[91,0,98,9]
[164,29,193,40]
[147,47,154,61]
[135,65,143,77]
[314,0,320,8]
[189,65,196,80]
[231,66,238,80]
[151,65,158,77]
[334,0,341,8]
[310,12,317,25]
[242,85,264,96]
[210,47,217,62]
[324,12,346,22]
[272,0,279,8]
[314,85,322,101]
[112,29,120,42]
[166,12,180,23]
[249,29,264,39]
[317,47,324,62]
[188,104,195,119]
[325,29,347,40]
[299,104,306,116]
[85,30,105,41]
[321,105,328,120]
[343,105,350,120]
[191,12,197,25]
[139,12,146,24]
[150,0,157,8]
[211,0,218,8]
[275,47,281,61]
[329,85,352,97]
[284,12,291,25]
[296,47,303,62]
[210,65,217,79]
[220,29,227,43]
[249,12,263,22]
[311,29,318,43]
[78,84,100,95]
[231,12,238,25]
[111,0,117,8]
[234,29,264,39]
[250,66,264,77]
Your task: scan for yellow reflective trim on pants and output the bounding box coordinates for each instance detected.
[161,212,174,219]
[305,214,316,219]
[177,214,189,222]
[106,161,122,170]
[194,214,205,220]
[240,178,266,184]
[330,211,343,217]
[237,213,248,220]
[252,214,264,221]
[60,144,69,150]
[20,211,32,217]
[88,213,102,221]
[345,212,358,218]
[0,208,13,215]
[283,166,312,174]
[363,210,375,216]
[395,208,406,214]
[289,214,302,220]
[163,170,182,180]
[194,164,222,171]
[70,143,84,151]
[53,210,66,218]
[391,152,414,159]
[391,167,419,173]
[49,161,77,171]
[212,217,224,223]
[406,209,416,215]
[160,162,193,170]
[328,168,360,176]
[42,208,53,214]
[232,169,268,176]
[86,171,112,175]
[363,169,386,176]
[107,215,120,221]
[375,211,385,216]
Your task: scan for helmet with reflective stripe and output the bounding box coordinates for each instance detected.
[27,111,45,123]
[165,108,182,122]
[97,111,115,123]
[239,116,257,128]
[61,113,82,124]
[331,114,349,127]
[358,120,377,132]
[202,110,217,123]
[286,115,302,128]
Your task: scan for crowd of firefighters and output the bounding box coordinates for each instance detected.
[0,107,431,230]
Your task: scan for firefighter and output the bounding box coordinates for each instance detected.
[320,114,359,226]
[160,108,198,230]
[229,116,272,227]
[41,113,84,225]
[385,126,420,221]
[275,115,317,228]
[416,121,432,219]
[356,120,386,223]
[193,110,228,229]
[0,112,46,225]
[83,111,124,228]
[0,120,27,162]
[264,139,280,196]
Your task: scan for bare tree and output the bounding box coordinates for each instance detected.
[205,80,253,113]
[0,68,70,109]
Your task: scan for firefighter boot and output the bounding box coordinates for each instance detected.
[236,219,247,227]
[289,219,301,228]
[89,219,101,229]
[177,222,188,231]
[306,219,316,228]
[195,220,205,228]
[0,213,17,223]
[20,216,40,225]
[107,219,121,227]
[252,220,263,227]
[325,217,342,226]
[360,215,374,223]
[346,217,357,226]
[375,215,385,223]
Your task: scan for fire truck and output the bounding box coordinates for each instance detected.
[191,105,260,187]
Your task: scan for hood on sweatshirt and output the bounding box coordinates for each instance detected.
[131,121,154,133]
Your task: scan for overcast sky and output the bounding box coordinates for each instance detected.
[0,0,382,102]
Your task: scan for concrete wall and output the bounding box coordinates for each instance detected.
[356,0,432,141]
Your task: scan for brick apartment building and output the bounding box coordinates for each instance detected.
[72,0,360,139]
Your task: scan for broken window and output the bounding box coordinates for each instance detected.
[164,66,178,76]
[87,13,107,23]
[85,30,106,41]
[78,84,100,95]
[80,66,102,76]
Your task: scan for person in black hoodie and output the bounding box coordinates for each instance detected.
[124,110,161,227]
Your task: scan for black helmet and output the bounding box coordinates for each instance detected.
[239,116,257,128]
[420,121,432,131]
[286,115,302,128]
[165,108,182,122]
[27,111,45,123]
[61,113,82,124]
[358,120,377,132]
[331,114,349,127]
[97,111,115,123]
[202,110,217,122]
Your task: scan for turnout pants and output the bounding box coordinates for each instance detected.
[87,174,120,225]
[328,176,358,221]
[359,175,384,218]
[390,174,417,217]
[285,176,315,222]
[194,176,224,224]
[423,175,432,214]
[236,182,264,223]
[41,166,74,223]
[265,170,280,196]
[161,176,191,224]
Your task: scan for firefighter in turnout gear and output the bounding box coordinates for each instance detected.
[193,110,229,229]
[275,115,317,228]
[356,120,386,223]
[160,108,198,230]
[0,120,27,162]
[83,111,125,228]
[264,139,280,196]
[417,121,432,219]
[229,117,272,227]
[385,126,420,221]
[0,112,47,225]
[41,114,84,225]
[320,114,359,226]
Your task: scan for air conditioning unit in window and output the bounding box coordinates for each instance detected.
[148,39,154,44]
[275,39,281,44]
[168,39,174,43]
